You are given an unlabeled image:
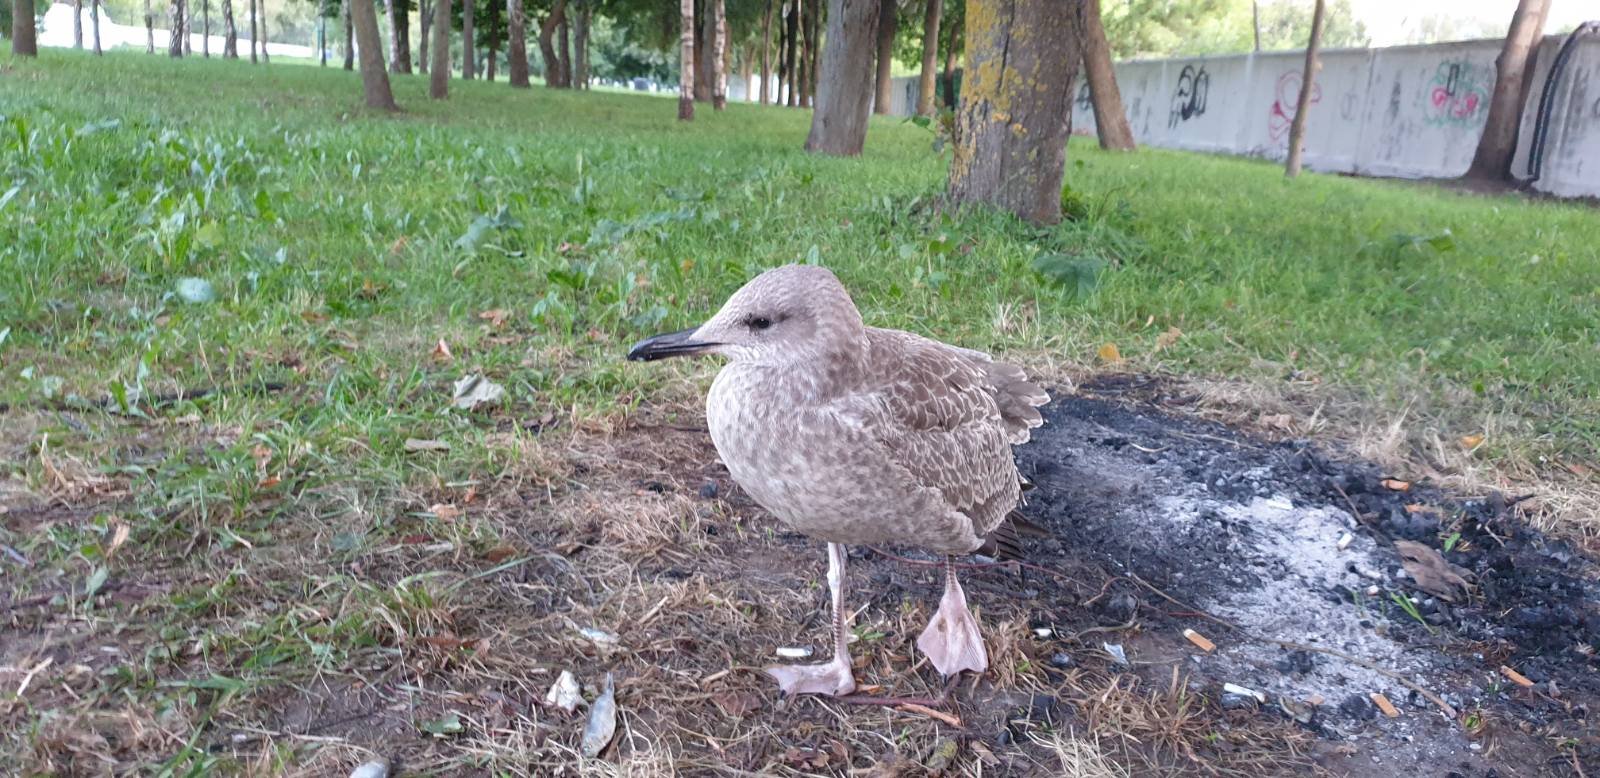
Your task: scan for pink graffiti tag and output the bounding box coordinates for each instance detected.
[1431,86,1479,119]
[1269,71,1321,143]
[1425,62,1489,126]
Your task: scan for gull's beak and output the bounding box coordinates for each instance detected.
[627,326,719,361]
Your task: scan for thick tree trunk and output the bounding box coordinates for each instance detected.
[712,0,727,109]
[351,0,399,109]
[694,7,712,100]
[169,0,185,56]
[1080,0,1134,150]
[804,0,820,106]
[760,0,773,104]
[948,0,1080,225]
[11,0,38,55]
[508,0,529,86]
[872,0,896,114]
[805,0,878,155]
[391,0,413,73]
[93,0,103,54]
[223,0,235,56]
[1284,0,1325,178]
[679,0,695,120]
[146,0,155,53]
[487,39,496,79]
[558,13,570,86]
[537,0,566,86]
[1466,0,1551,180]
[343,0,354,69]
[73,0,84,48]
[916,0,941,115]
[573,0,590,88]
[429,0,450,96]
[784,1,799,106]
[462,0,475,78]
[940,17,958,108]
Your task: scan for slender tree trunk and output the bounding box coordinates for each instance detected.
[429,0,450,96]
[537,0,566,86]
[694,6,711,100]
[760,0,773,104]
[948,0,1080,225]
[508,0,529,86]
[573,0,590,88]
[739,43,753,101]
[169,0,185,56]
[73,0,84,49]
[11,0,38,55]
[389,0,411,73]
[940,17,958,109]
[916,0,941,115]
[558,13,570,86]
[679,0,695,119]
[462,0,475,78]
[203,0,210,57]
[343,0,354,69]
[93,0,103,54]
[804,0,820,106]
[351,0,399,108]
[872,0,896,114]
[223,0,235,56]
[784,1,799,106]
[794,0,808,106]
[1466,0,1551,180]
[184,5,192,54]
[1284,0,1326,178]
[485,0,498,81]
[487,36,496,80]
[805,0,878,154]
[259,0,268,61]
[711,0,728,109]
[146,0,156,53]
[1080,0,1134,150]
[249,0,257,62]
[417,0,429,73]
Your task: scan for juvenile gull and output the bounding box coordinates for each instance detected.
[628,265,1048,696]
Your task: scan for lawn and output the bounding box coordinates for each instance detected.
[2,50,1598,774]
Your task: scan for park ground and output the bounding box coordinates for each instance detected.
[1,51,1598,775]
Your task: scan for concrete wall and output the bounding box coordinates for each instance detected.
[878,34,1600,199]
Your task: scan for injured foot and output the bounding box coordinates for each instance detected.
[765,657,857,697]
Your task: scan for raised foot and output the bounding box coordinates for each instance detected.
[917,575,989,678]
[765,659,857,697]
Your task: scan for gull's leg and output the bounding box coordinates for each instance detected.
[916,556,989,677]
[766,542,857,697]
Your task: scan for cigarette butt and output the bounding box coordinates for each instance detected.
[1182,628,1216,652]
[1370,692,1400,718]
[1500,665,1534,688]
[1337,532,1354,550]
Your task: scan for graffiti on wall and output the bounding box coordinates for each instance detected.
[1426,61,1490,126]
[1169,64,1209,128]
[1268,70,1321,143]
[1076,82,1093,115]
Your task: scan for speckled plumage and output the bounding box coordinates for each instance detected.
[696,266,1048,554]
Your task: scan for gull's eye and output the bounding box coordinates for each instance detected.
[748,316,773,331]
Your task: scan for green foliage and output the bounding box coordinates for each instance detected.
[1102,0,1369,59]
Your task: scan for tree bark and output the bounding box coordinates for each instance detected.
[351,0,399,109]
[73,0,84,48]
[259,0,268,61]
[1284,0,1325,178]
[343,0,354,69]
[739,42,753,101]
[573,0,590,88]
[804,0,820,106]
[169,0,185,56]
[760,0,773,104]
[417,0,429,72]
[805,0,878,155]
[429,0,450,96]
[679,0,695,119]
[794,0,809,106]
[462,0,475,78]
[1465,0,1551,181]
[390,0,412,73]
[508,0,529,86]
[146,0,155,53]
[694,6,712,100]
[712,0,728,109]
[11,0,38,55]
[1079,0,1133,150]
[940,15,958,109]
[223,0,235,57]
[872,0,896,114]
[948,0,1080,225]
[558,12,570,86]
[784,1,799,106]
[915,0,941,114]
[249,0,257,62]
[93,0,103,54]
[203,0,210,57]
[537,0,566,86]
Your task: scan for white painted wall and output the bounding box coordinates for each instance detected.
[39,2,321,59]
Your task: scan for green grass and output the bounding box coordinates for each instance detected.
[2,48,1598,774]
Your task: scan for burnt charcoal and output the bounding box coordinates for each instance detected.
[1098,592,1138,623]
[1338,693,1376,721]
[1276,650,1319,675]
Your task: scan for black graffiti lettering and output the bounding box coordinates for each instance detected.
[1169,64,1210,128]
[1445,63,1460,97]
[1077,82,1093,113]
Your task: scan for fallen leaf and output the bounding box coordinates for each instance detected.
[478,309,510,328]
[429,503,463,520]
[403,438,450,453]
[1155,326,1183,349]
[484,544,518,563]
[1459,434,1485,450]
[257,475,281,489]
[421,712,464,736]
[1395,540,1473,602]
[1564,461,1591,477]
[1260,413,1295,432]
[431,339,453,362]
[106,521,131,556]
[710,690,763,718]
[1097,342,1122,363]
[581,673,618,757]
[1381,478,1412,492]
[545,670,582,713]
[451,374,505,411]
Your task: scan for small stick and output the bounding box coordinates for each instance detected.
[897,702,961,727]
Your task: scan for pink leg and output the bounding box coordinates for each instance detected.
[766,542,857,697]
[916,556,988,678]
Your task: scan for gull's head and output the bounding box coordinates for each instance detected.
[627,265,864,366]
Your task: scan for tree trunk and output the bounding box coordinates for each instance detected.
[537,0,566,86]
[11,0,38,55]
[739,43,753,102]
[223,0,235,56]
[391,0,412,73]
[1079,0,1134,150]
[794,0,809,106]
[169,0,185,56]
[948,0,1080,225]
[711,0,728,109]
[93,0,103,54]
[1284,0,1326,178]
[508,0,529,86]
[462,0,475,78]
[146,0,155,53]
[351,0,399,109]
[940,17,958,108]
[203,0,210,57]
[417,0,429,73]
[805,0,878,155]
[487,37,496,79]
[694,7,712,100]
[760,0,773,104]
[343,0,354,69]
[915,0,941,114]
[784,1,799,106]
[558,13,570,86]
[872,0,896,114]
[486,0,498,81]
[317,1,326,64]
[73,0,84,48]
[429,0,450,96]
[1466,0,1551,180]
[679,0,695,119]
[573,0,590,88]
[259,0,268,61]
[804,0,820,106]
[248,0,256,62]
